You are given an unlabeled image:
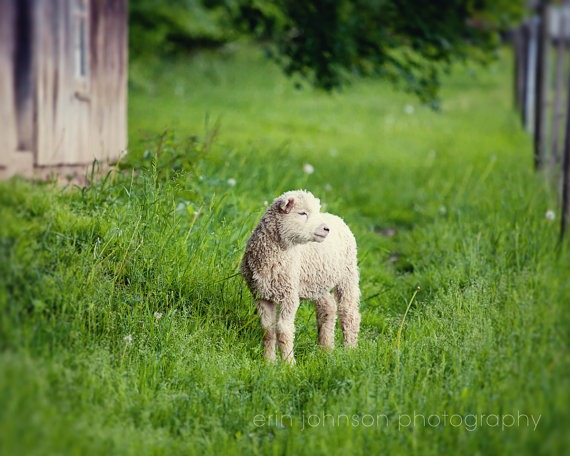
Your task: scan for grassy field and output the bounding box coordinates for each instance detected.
[1,45,569,455]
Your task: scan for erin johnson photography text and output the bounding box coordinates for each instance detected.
[253,411,542,432]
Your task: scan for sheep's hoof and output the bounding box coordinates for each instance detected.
[283,356,296,366]
[343,341,358,349]
[319,343,335,352]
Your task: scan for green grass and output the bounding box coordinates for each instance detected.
[1,44,569,455]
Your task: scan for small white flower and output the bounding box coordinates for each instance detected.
[263,200,268,207]
[175,202,187,214]
[303,163,315,174]
[545,210,556,221]
[154,311,163,321]
[404,104,415,115]
[227,178,237,187]
[123,334,133,345]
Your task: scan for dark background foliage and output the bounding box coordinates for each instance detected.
[129,0,525,105]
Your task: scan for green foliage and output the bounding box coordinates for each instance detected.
[129,0,231,58]
[230,0,526,105]
[128,1,525,104]
[1,46,569,454]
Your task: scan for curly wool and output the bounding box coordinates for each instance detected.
[241,190,361,364]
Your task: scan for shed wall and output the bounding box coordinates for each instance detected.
[0,0,128,178]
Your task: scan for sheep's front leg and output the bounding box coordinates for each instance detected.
[256,299,277,361]
[315,294,337,351]
[276,298,300,365]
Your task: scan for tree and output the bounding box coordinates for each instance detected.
[129,0,231,58]
[229,0,525,106]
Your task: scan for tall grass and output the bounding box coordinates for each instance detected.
[1,45,569,455]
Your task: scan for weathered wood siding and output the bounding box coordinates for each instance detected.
[35,0,128,167]
[0,0,34,175]
[0,0,17,164]
[89,0,128,166]
[34,0,84,166]
[0,0,127,178]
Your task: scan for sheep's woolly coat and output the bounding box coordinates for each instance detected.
[241,190,361,364]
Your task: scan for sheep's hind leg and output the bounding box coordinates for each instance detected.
[334,280,361,348]
[256,299,277,362]
[315,294,337,351]
[276,299,300,365]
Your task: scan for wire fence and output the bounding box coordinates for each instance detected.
[513,0,570,240]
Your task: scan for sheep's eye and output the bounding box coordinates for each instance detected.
[298,211,308,217]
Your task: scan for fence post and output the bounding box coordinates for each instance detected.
[562,110,570,240]
[534,0,550,169]
[551,6,566,167]
[560,52,570,241]
[518,23,527,126]
[525,18,538,132]
[514,28,524,112]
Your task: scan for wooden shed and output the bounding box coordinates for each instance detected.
[0,0,128,180]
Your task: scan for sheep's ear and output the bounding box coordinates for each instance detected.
[278,197,295,214]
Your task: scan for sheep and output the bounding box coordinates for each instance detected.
[241,189,361,364]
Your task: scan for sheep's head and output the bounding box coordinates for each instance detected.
[272,190,329,245]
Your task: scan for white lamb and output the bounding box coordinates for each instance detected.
[241,189,361,364]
